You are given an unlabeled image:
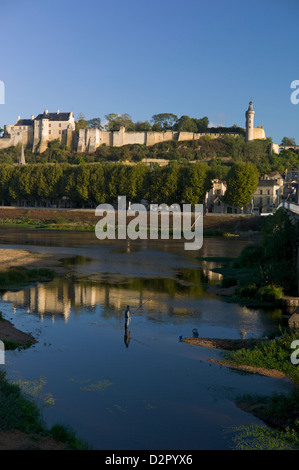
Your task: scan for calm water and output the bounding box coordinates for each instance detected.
[0,228,292,450]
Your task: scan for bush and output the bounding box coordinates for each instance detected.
[221,277,238,288]
[236,284,258,299]
[233,245,263,268]
[255,285,284,303]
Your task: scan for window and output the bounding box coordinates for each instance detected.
[49,130,51,135]
[59,123,61,127]
[59,130,61,134]
[267,190,270,195]
[260,190,263,195]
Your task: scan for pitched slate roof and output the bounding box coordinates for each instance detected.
[257,180,280,187]
[34,112,72,121]
[15,119,34,126]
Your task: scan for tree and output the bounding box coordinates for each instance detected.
[151,113,178,131]
[134,121,152,132]
[104,113,134,131]
[260,209,298,294]
[75,113,89,133]
[224,162,259,208]
[89,164,106,204]
[280,137,296,146]
[193,117,209,133]
[174,115,198,133]
[0,165,14,203]
[182,163,210,205]
[88,118,102,130]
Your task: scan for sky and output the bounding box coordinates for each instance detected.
[0,0,299,144]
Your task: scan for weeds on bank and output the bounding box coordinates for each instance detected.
[0,369,90,449]
[227,388,299,450]
[222,328,299,383]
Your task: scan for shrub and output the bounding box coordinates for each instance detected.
[234,245,263,268]
[255,285,284,303]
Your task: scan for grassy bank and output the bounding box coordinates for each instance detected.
[222,329,299,383]
[224,330,299,450]
[0,369,90,449]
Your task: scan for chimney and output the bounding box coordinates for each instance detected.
[31,115,34,120]
[44,109,48,115]
[57,109,60,114]
[17,115,20,121]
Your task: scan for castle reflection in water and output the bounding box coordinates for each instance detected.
[1,272,217,323]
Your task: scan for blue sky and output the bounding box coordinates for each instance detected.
[0,0,299,144]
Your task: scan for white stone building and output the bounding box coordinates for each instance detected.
[0,110,75,153]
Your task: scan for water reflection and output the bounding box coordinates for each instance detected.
[1,268,209,323]
[124,325,131,348]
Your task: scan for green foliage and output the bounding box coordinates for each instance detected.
[280,136,296,146]
[224,162,259,207]
[223,329,299,383]
[104,113,134,131]
[233,245,263,268]
[151,113,178,131]
[0,162,211,207]
[227,422,299,450]
[260,209,299,294]
[0,369,89,448]
[49,424,90,449]
[75,113,89,133]
[0,369,44,433]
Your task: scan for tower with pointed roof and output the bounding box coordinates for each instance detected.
[245,101,255,142]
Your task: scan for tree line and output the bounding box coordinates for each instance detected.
[75,112,245,135]
[0,161,259,209]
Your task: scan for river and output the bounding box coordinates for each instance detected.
[0,228,293,450]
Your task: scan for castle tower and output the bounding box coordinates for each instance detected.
[245,101,255,142]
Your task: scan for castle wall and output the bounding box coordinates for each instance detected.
[0,137,14,150]
[253,127,266,140]
[76,127,245,154]
[123,130,146,146]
